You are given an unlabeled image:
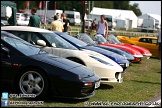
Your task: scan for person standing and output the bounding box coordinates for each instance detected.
[157,30,161,60]
[97,15,108,39]
[50,15,64,32]
[90,19,97,40]
[61,13,70,33]
[24,14,29,21]
[28,8,41,28]
[56,13,62,22]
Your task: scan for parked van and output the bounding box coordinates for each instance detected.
[64,11,81,26]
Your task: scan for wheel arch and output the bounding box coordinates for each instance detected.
[13,65,51,93]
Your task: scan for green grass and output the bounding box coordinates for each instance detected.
[8,58,161,107]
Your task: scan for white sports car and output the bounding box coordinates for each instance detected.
[2,26,124,84]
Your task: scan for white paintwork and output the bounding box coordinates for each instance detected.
[1,26,124,84]
[37,40,46,46]
[1,26,52,33]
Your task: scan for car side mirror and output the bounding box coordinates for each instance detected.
[37,40,46,46]
[1,46,10,57]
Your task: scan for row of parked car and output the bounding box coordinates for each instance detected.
[1,26,154,100]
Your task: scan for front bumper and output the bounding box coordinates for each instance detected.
[49,74,100,99]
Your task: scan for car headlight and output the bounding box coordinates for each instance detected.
[123,55,127,59]
[90,56,113,66]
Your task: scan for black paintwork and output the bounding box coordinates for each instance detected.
[1,31,100,99]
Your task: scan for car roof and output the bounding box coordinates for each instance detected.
[1,26,53,33]
[139,37,157,39]
[1,31,24,40]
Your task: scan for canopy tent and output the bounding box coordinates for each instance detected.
[1,1,17,25]
[138,13,161,25]
[90,7,138,28]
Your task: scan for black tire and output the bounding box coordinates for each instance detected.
[16,68,49,99]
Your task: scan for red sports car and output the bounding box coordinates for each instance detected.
[107,34,152,59]
[94,34,144,63]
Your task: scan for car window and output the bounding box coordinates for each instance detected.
[66,14,74,18]
[139,38,147,43]
[6,31,43,45]
[56,32,88,47]
[41,33,78,50]
[1,35,46,56]
[152,39,157,44]
[139,38,152,43]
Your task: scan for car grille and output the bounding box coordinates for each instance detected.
[115,72,120,79]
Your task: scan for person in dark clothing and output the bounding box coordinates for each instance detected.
[61,13,70,32]
[28,8,41,28]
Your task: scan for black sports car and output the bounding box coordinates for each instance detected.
[1,31,100,99]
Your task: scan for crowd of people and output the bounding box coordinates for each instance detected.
[28,8,71,33]
[28,8,108,38]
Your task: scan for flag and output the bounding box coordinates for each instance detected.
[26,1,29,8]
[39,1,42,9]
[54,2,56,10]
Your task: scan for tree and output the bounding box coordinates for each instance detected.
[130,3,142,16]
[14,1,38,10]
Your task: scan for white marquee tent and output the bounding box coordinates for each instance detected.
[90,7,138,28]
[138,13,161,26]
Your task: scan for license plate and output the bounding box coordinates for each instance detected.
[118,78,123,83]
[95,81,100,89]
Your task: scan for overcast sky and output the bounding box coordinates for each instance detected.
[130,1,161,16]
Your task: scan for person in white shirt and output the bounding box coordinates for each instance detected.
[97,15,108,39]
[157,30,161,60]
[56,13,62,22]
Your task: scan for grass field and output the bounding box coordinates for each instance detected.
[8,57,161,107]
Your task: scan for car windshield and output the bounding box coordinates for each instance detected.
[108,34,121,44]
[2,36,46,56]
[95,35,107,43]
[79,34,95,44]
[56,32,88,47]
[41,32,78,50]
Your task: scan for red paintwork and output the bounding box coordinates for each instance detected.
[99,43,142,56]
[119,43,152,56]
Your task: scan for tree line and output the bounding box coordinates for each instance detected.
[13,1,142,16]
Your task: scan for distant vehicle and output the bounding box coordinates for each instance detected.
[16,13,30,26]
[117,36,158,57]
[85,19,93,28]
[37,9,63,19]
[64,11,81,26]
[93,34,144,63]
[73,33,135,62]
[16,13,25,21]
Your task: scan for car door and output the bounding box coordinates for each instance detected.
[136,38,158,56]
[1,43,13,85]
[1,33,21,89]
[149,39,158,56]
